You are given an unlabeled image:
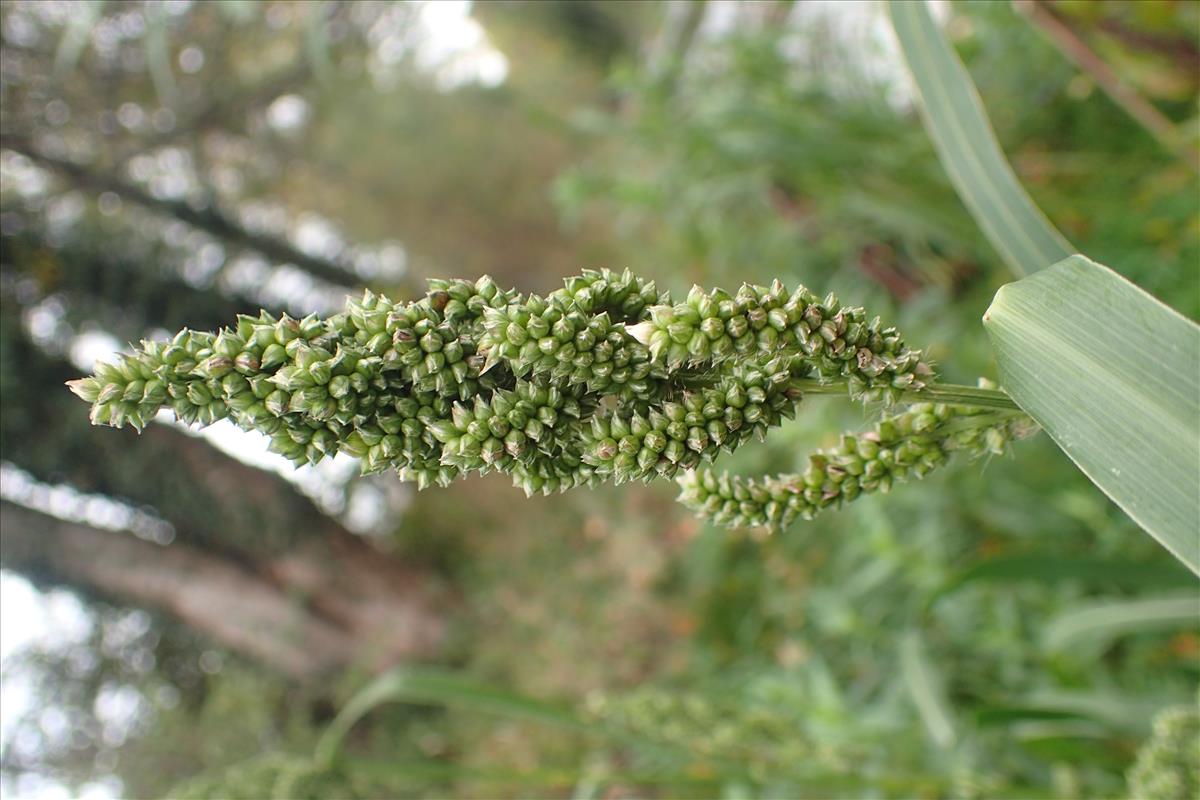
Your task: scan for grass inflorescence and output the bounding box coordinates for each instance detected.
[68,270,1034,529]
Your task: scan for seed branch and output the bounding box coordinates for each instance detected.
[679,404,1037,530]
[783,379,1021,411]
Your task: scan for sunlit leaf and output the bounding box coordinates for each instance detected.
[1042,593,1200,652]
[900,630,955,749]
[977,690,1177,735]
[314,668,589,768]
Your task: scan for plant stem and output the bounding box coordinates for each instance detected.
[907,383,1024,411]
[788,379,1023,412]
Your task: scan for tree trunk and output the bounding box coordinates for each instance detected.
[0,501,449,679]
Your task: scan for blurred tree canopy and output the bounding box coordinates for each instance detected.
[0,1,1196,798]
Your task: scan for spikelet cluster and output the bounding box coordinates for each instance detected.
[629,281,931,402]
[479,271,668,400]
[68,278,518,488]
[69,270,1022,521]
[677,400,1036,530]
[1127,699,1200,800]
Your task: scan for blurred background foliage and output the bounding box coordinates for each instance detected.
[0,1,1196,798]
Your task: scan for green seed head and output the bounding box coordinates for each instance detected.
[68,272,1029,528]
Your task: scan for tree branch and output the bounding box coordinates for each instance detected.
[0,135,361,287]
[109,60,315,171]
[1013,0,1198,169]
[1,500,352,680]
[1094,16,1200,72]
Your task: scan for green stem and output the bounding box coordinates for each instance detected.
[905,382,1023,411]
[787,379,1023,412]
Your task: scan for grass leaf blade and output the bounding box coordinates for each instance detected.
[900,630,956,750]
[314,668,589,768]
[929,553,1195,606]
[889,0,1073,276]
[983,255,1200,573]
[1042,594,1200,652]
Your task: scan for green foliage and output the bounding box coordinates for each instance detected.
[892,0,1199,570]
[557,29,989,293]
[312,668,592,770]
[889,0,1074,277]
[163,665,968,798]
[1042,594,1200,654]
[170,754,347,800]
[985,255,1200,572]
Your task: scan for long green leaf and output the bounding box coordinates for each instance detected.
[314,668,589,768]
[1042,593,1200,651]
[984,255,1200,573]
[899,630,956,749]
[889,0,1073,276]
[977,690,1179,735]
[929,552,1196,606]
